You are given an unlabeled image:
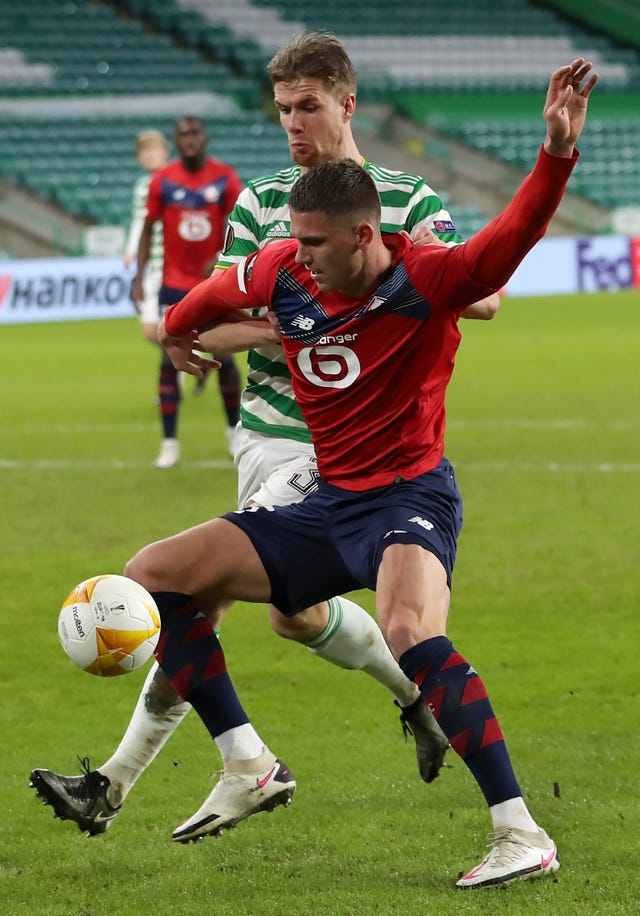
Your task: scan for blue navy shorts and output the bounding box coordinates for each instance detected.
[224,459,463,616]
[159,285,187,311]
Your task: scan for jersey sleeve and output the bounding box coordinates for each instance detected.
[216,184,262,268]
[403,180,464,244]
[145,171,163,223]
[164,249,277,336]
[409,146,579,309]
[124,213,144,258]
[124,176,149,257]
[461,146,578,287]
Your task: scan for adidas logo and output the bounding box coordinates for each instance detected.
[266,220,290,239]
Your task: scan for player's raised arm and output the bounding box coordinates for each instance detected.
[457,60,598,290]
[543,58,599,158]
[411,216,500,320]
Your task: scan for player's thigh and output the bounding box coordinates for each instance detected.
[125,517,272,606]
[376,543,450,653]
[229,497,359,616]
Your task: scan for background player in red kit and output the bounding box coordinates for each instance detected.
[132,116,243,468]
[125,60,594,887]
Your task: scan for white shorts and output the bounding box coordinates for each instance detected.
[233,424,319,509]
[138,269,162,325]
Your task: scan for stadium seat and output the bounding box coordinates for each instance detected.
[1,0,638,236]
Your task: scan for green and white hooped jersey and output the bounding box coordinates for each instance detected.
[217,161,463,443]
[124,174,164,272]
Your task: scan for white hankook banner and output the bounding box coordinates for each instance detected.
[0,256,135,324]
[1,234,638,325]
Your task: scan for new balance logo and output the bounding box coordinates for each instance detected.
[365,295,387,312]
[291,315,315,330]
[408,515,434,531]
[266,220,289,239]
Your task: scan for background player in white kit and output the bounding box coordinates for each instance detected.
[123,130,169,344]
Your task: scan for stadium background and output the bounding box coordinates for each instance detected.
[1,4,639,915]
[0,0,639,260]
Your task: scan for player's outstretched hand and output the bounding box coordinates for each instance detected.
[543,59,599,158]
[157,317,221,379]
[411,226,448,249]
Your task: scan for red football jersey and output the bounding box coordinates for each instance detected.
[166,147,577,489]
[146,158,242,289]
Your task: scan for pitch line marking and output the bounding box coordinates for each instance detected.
[3,418,637,435]
[0,459,638,472]
[0,459,233,470]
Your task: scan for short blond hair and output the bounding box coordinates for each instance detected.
[135,129,169,153]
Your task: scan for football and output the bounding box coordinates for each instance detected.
[58,574,161,677]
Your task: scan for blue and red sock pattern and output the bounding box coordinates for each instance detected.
[153,591,250,738]
[158,354,180,439]
[399,636,521,806]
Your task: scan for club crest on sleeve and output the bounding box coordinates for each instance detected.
[222,224,235,254]
[433,219,456,233]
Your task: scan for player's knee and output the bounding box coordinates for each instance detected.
[269,603,328,642]
[381,609,446,659]
[124,546,167,593]
[269,604,300,640]
[382,618,418,658]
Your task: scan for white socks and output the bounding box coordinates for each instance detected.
[215,723,268,765]
[99,662,190,804]
[490,797,539,833]
[99,662,271,804]
[305,596,420,708]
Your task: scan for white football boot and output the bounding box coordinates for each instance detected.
[457,826,560,888]
[155,438,180,469]
[172,750,296,843]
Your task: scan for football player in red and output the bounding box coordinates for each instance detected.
[128,60,596,886]
[132,116,243,467]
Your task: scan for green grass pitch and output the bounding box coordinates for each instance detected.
[0,290,638,915]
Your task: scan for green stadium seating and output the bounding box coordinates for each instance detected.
[0,0,256,100]
[108,0,639,212]
[1,0,638,236]
[1,112,291,228]
[442,117,640,208]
